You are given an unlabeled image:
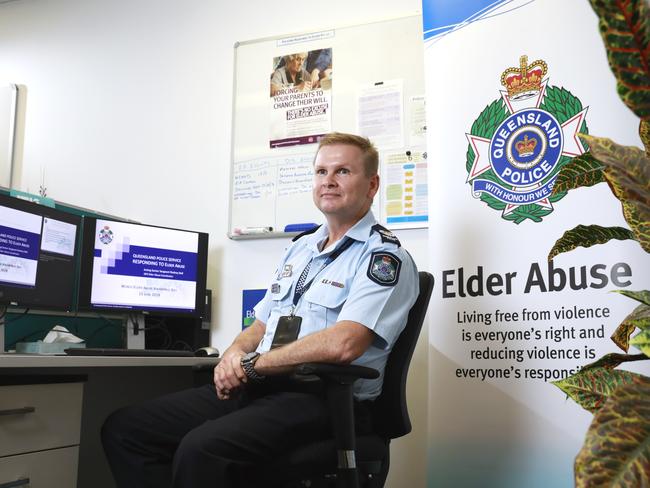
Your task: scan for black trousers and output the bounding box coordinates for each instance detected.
[102,379,360,488]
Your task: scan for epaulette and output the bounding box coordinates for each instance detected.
[291,224,321,242]
[371,224,401,247]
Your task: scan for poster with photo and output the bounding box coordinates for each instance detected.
[269,48,332,148]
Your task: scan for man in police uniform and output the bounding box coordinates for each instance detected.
[102,132,418,488]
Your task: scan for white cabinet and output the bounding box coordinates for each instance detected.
[0,381,84,488]
[0,446,79,488]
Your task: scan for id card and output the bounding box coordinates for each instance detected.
[271,315,302,349]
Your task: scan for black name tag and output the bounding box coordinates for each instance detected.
[271,315,302,349]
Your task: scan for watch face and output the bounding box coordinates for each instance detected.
[243,352,259,362]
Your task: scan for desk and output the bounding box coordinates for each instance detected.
[0,354,218,488]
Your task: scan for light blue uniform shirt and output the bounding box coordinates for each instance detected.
[253,211,419,400]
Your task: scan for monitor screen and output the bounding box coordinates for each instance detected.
[78,218,209,317]
[0,194,81,311]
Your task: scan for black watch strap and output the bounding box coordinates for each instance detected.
[241,352,265,382]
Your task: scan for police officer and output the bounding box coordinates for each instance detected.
[101,132,418,488]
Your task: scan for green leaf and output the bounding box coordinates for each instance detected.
[578,134,650,252]
[551,152,605,194]
[582,352,648,371]
[552,366,643,413]
[630,328,650,356]
[548,224,636,261]
[621,303,650,330]
[588,0,650,119]
[621,200,650,253]
[575,378,650,488]
[612,304,650,351]
[614,289,650,306]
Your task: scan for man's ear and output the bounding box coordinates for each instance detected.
[368,174,380,198]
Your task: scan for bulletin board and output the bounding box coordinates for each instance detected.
[229,14,427,239]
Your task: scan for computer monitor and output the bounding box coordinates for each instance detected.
[78,217,209,317]
[0,194,81,311]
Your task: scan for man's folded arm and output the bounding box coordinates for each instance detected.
[254,320,374,376]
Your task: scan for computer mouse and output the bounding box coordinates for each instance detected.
[195,346,220,357]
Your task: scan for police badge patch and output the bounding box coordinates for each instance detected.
[465,55,589,224]
[367,252,401,286]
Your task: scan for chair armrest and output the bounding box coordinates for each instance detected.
[191,361,219,373]
[294,362,379,384]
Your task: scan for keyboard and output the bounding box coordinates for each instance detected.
[64,347,195,357]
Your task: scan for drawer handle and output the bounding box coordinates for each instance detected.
[0,479,30,488]
[0,407,36,416]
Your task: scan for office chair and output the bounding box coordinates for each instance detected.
[264,271,434,488]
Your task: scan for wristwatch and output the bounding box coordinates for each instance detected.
[241,352,265,382]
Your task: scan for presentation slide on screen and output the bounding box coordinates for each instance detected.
[91,220,199,311]
[41,217,76,256]
[0,205,42,287]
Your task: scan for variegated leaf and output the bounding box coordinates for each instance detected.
[630,328,650,356]
[579,134,650,252]
[614,289,650,306]
[641,119,650,156]
[552,366,643,413]
[622,200,650,253]
[548,225,636,261]
[611,324,638,353]
[611,304,650,351]
[575,379,650,488]
[621,199,650,252]
[582,352,648,371]
[588,0,650,119]
[551,152,605,195]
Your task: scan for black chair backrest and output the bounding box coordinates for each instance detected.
[371,271,434,440]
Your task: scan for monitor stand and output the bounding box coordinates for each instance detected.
[126,314,145,349]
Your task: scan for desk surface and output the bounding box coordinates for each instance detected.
[0,353,218,368]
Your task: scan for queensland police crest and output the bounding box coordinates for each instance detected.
[465,55,589,224]
[367,251,401,286]
[99,225,114,245]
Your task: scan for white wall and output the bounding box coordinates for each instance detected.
[0,1,429,486]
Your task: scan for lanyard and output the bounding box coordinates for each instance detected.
[292,236,355,308]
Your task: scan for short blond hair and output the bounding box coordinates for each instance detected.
[316,132,379,176]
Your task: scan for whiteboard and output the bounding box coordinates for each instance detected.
[0,84,17,188]
[229,15,426,239]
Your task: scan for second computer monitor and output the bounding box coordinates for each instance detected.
[78,217,208,317]
[0,194,81,311]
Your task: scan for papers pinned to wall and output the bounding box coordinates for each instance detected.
[381,148,428,228]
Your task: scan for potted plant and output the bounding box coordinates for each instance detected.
[548,1,649,485]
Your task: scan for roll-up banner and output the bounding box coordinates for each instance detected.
[422,1,650,486]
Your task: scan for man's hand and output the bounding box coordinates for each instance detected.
[212,319,266,400]
[214,346,248,400]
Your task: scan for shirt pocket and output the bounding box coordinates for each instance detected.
[303,284,349,328]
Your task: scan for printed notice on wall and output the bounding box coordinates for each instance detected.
[357,79,404,149]
[382,149,428,228]
[409,95,427,147]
